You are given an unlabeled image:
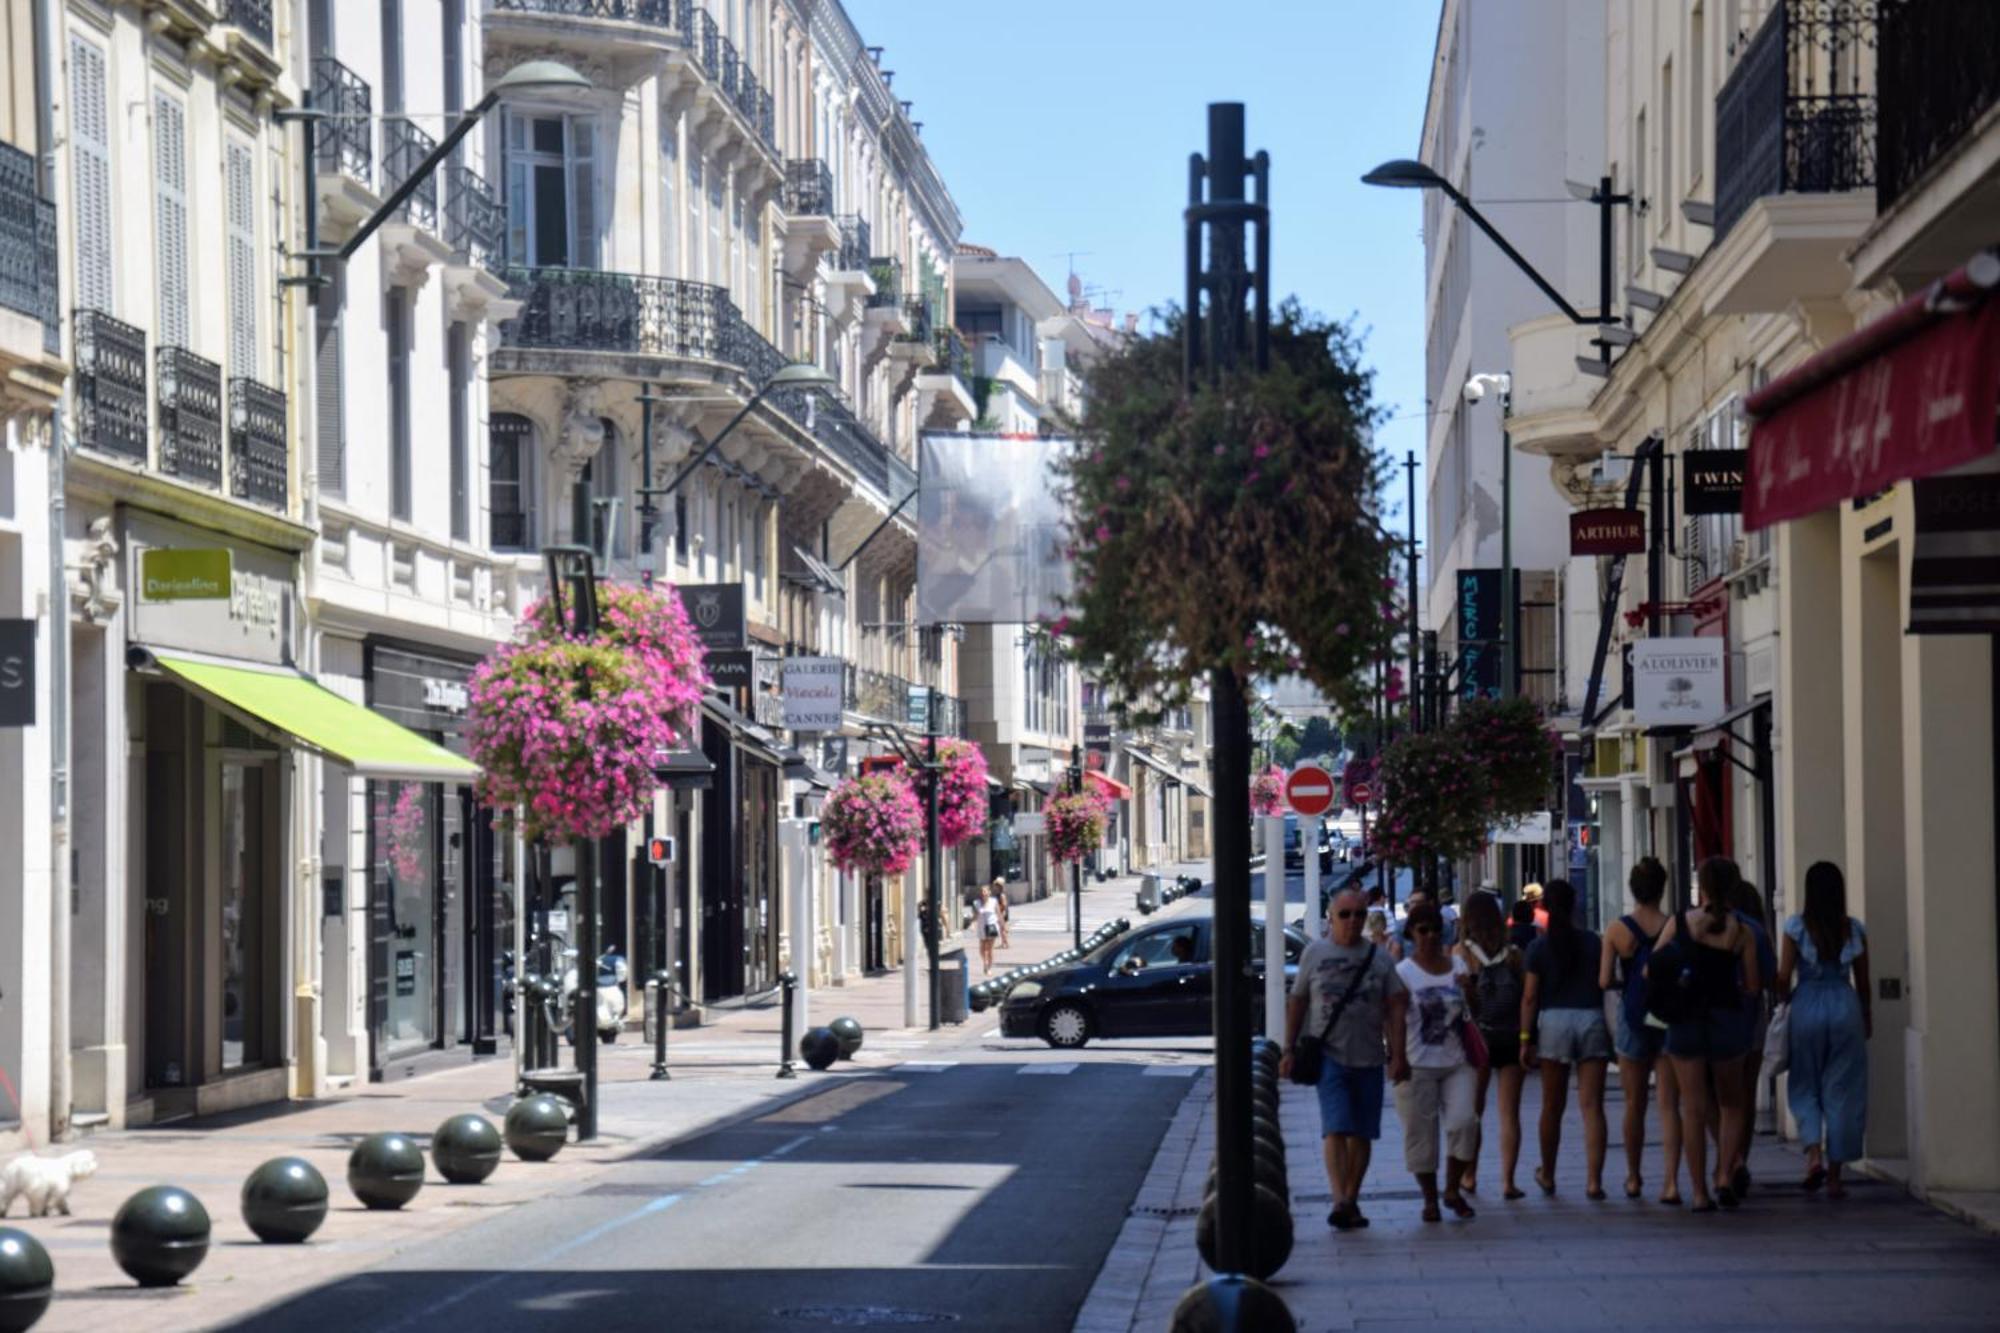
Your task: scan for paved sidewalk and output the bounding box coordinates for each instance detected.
[1083,1066,2000,1331]
[8,859,1209,1331]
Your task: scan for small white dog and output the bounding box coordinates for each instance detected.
[0,1149,100,1217]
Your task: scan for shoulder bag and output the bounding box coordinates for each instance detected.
[1288,943,1377,1086]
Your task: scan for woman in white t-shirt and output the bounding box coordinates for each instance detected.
[1391,901,1479,1223]
[974,885,1001,974]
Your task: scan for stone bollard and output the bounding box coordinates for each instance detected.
[240,1158,329,1244]
[109,1186,210,1288]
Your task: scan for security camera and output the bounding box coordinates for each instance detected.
[1462,380,1486,404]
[1463,372,1511,403]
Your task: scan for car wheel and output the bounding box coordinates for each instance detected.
[1040,1002,1091,1050]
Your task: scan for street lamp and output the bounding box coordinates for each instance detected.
[637,362,837,509]
[1464,371,1517,901]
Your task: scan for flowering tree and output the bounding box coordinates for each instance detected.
[933,739,990,848]
[468,580,709,844]
[1455,696,1556,820]
[1047,787,1111,865]
[822,772,925,876]
[1373,729,1490,866]
[1250,765,1286,817]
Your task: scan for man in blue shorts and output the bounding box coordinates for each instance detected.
[1282,887,1409,1229]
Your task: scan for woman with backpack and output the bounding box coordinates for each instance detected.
[1777,861,1871,1199]
[1600,856,1682,1204]
[1520,880,1611,1199]
[1650,857,1761,1212]
[1456,890,1527,1199]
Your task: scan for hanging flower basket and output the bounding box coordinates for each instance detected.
[933,738,990,848]
[1454,695,1556,820]
[469,580,709,845]
[822,772,925,876]
[1373,728,1490,866]
[1047,787,1111,865]
[1250,765,1286,817]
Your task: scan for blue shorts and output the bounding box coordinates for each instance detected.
[1665,1005,1753,1061]
[1537,1007,1613,1063]
[1614,1006,1666,1062]
[1316,1059,1386,1140]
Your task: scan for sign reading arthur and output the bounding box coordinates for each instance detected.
[1630,637,1725,727]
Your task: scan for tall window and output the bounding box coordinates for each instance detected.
[1630,108,1648,276]
[1661,61,1675,235]
[381,0,404,113]
[386,287,411,519]
[69,35,114,314]
[503,111,598,268]
[448,324,470,541]
[707,162,725,287]
[1690,6,1707,185]
[661,118,679,274]
[572,422,623,560]
[489,414,533,549]
[226,139,259,377]
[153,93,190,347]
[687,152,704,282]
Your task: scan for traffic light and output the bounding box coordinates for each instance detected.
[647,836,675,867]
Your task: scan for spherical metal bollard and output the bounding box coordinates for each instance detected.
[1195,1184,1294,1282]
[0,1228,54,1332]
[799,1026,841,1072]
[505,1094,571,1162]
[432,1113,505,1185]
[240,1157,329,1244]
[1168,1273,1296,1333]
[109,1186,210,1288]
[1251,1119,1285,1159]
[1203,1155,1289,1202]
[348,1132,426,1211]
[829,1016,865,1060]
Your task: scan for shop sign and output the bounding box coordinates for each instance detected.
[370,647,477,737]
[1455,569,1509,699]
[394,950,417,998]
[140,548,232,601]
[678,583,747,650]
[906,684,931,731]
[422,678,469,713]
[820,735,849,775]
[706,649,755,688]
[1012,811,1046,837]
[1682,449,1746,515]
[1490,810,1553,845]
[1085,722,1113,753]
[0,618,33,727]
[1908,470,2000,634]
[1630,637,1726,727]
[1570,508,1646,556]
[782,656,844,731]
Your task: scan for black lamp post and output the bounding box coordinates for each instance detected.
[542,544,601,1139]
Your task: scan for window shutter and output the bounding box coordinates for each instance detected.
[226,140,259,378]
[69,35,114,314]
[448,323,469,541]
[315,266,346,494]
[387,286,411,520]
[568,117,597,269]
[153,95,189,348]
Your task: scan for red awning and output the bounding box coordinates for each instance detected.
[1086,769,1132,801]
[1744,250,2000,530]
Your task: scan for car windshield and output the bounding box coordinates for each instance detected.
[1249,921,1306,964]
[1107,927,1199,970]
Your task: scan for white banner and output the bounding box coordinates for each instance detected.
[781,656,845,731]
[1631,636,1727,726]
[1490,811,1553,845]
[918,433,1073,625]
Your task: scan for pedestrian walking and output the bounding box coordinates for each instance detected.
[1392,901,1478,1222]
[1456,890,1527,1199]
[1508,895,1540,951]
[1281,887,1409,1231]
[1652,857,1760,1212]
[974,884,1001,975]
[1600,856,1681,1203]
[1520,879,1611,1199]
[1365,908,1393,957]
[993,879,1011,949]
[1778,861,1871,1200]
[1720,878,1777,1196]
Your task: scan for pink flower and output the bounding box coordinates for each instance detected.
[1095,524,1112,543]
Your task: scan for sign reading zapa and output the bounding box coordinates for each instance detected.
[141,548,233,601]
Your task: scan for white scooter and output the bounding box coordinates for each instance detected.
[563,948,629,1045]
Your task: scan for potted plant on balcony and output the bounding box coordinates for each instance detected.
[822,771,926,877]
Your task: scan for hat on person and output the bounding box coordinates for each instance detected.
[1521,882,1544,901]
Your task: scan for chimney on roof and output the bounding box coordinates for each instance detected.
[1124,313,1138,334]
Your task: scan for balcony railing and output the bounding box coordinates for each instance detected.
[500,266,730,359]
[783,159,835,216]
[229,377,288,509]
[313,57,373,185]
[897,296,933,344]
[843,664,967,736]
[492,510,532,550]
[446,166,503,268]
[221,0,273,48]
[0,142,57,353]
[865,256,903,307]
[156,346,224,488]
[74,309,148,461]
[1876,0,2000,213]
[834,216,871,272]
[383,117,439,231]
[1714,0,1877,239]
[934,327,971,380]
[489,0,690,29]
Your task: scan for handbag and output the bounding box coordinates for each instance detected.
[1288,943,1376,1086]
[1460,1017,1491,1070]
[1763,999,1791,1077]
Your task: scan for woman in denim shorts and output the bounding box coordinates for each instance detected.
[1520,880,1611,1200]
[1600,857,1681,1203]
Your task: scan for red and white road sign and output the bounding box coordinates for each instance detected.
[1347,780,1374,807]
[1285,765,1337,817]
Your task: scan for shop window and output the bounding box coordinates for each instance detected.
[490,413,534,549]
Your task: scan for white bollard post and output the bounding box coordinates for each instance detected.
[1262,816,1286,1036]
[903,864,920,1028]
[1303,819,1323,938]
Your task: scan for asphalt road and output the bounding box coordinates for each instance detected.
[228,1056,1199,1333]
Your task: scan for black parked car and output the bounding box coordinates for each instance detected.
[1000,915,1307,1049]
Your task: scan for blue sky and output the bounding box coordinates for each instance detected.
[843,0,1443,527]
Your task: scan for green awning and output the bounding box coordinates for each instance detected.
[152,653,478,782]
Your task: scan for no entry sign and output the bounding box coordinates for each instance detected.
[1347,780,1374,806]
[1286,765,1336,817]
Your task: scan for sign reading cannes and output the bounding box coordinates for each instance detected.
[141,548,233,601]
[1285,764,1336,817]
[782,656,845,731]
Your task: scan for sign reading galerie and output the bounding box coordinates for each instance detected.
[782,656,845,731]
[1630,636,1726,726]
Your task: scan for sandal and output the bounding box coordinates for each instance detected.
[1732,1165,1752,1197]
[1534,1166,1557,1196]
[1716,1185,1739,1209]
[1421,1203,1442,1223]
[1352,1206,1371,1228]
[1443,1192,1475,1219]
[1585,1186,1608,1202]
[1803,1164,1827,1193]
[1328,1202,1357,1230]
[1503,1185,1526,1201]
[1657,1193,1683,1207]
[1691,1198,1719,1214]
[1624,1176,1644,1200]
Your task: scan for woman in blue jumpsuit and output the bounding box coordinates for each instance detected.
[1778,861,1872,1199]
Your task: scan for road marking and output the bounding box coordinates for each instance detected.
[898,1061,957,1072]
[1142,1065,1201,1077]
[1020,1063,1077,1075]
[983,1027,1001,1038]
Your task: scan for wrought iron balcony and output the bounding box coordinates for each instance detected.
[383,117,439,231]
[74,309,148,461]
[934,327,971,380]
[221,0,273,48]
[1714,0,1877,240]
[1876,0,2000,213]
[784,159,835,216]
[229,377,287,509]
[489,0,689,29]
[499,266,730,361]
[835,216,871,272]
[897,297,933,344]
[865,256,903,307]
[156,346,224,489]
[313,57,373,185]
[0,141,57,354]
[696,9,721,82]
[446,166,503,268]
